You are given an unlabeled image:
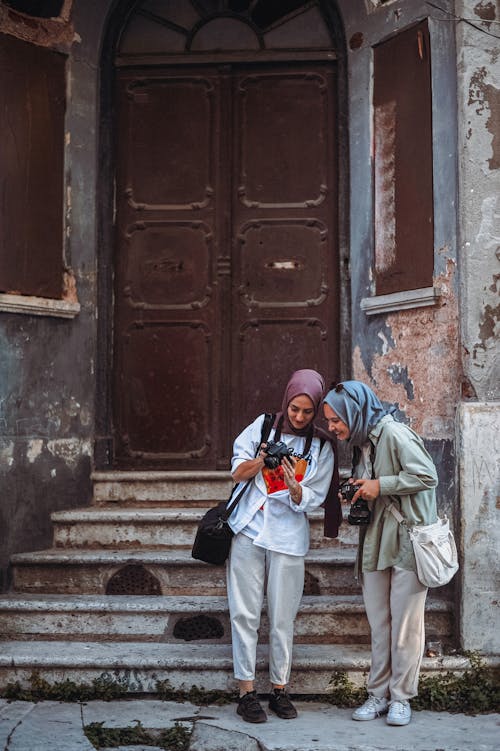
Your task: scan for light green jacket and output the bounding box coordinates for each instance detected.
[355,414,438,575]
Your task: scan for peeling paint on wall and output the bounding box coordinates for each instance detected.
[473,1,497,23]
[26,439,43,463]
[467,65,500,169]
[478,302,500,343]
[0,440,14,466]
[469,194,500,376]
[477,194,500,250]
[353,260,460,439]
[46,438,92,469]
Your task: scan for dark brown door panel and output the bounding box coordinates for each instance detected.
[113,63,338,468]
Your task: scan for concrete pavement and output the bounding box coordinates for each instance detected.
[0,698,499,751]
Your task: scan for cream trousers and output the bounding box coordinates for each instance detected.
[362,566,428,701]
[226,532,305,685]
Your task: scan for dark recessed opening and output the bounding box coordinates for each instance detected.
[3,1,64,18]
[173,614,224,641]
[106,564,162,595]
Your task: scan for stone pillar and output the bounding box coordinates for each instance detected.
[458,402,500,654]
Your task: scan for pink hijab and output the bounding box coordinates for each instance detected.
[277,369,326,436]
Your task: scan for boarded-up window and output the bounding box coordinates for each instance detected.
[373,20,434,295]
[0,33,66,298]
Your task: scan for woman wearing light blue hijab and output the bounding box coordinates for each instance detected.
[323,381,438,727]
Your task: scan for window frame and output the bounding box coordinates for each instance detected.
[362,19,440,316]
[0,32,79,318]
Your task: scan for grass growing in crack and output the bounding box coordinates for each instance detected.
[319,653,500,714]
[84,720,191,750]
[2,671,128,702]
[324,670,367,708]
[412,652,500,713]
[2,653,498,714]
[157,723,193,751]
[155,679,237,706]
[85,720,150,748]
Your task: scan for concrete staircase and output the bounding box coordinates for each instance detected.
[0,472,457,694]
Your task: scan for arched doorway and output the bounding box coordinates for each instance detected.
[109,0,342,469]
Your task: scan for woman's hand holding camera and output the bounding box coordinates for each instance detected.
[351,478,380,502]
[282,456,302,505]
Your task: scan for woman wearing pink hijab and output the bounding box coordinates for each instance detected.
[226,369,337,724]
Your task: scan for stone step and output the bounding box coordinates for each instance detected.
[0,593,454,645]
[10,548,361,596]
[0,641,473,695]
[91,471,234,506]
[50,506,358,549]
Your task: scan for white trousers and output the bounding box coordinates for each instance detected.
[361,566,428,701]
[227,532,305,685]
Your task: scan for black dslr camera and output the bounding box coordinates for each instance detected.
[263,440,294,469]
[340,481,372,526]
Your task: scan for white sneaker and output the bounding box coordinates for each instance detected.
[386,699,411,726]
[352,695,389,721]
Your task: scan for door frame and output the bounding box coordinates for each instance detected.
[94,0,350,469]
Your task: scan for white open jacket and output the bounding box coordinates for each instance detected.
[228,414,334,557]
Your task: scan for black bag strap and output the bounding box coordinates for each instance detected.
[221,413,276,521]
[350,441,376,481]
[260,412,275,445]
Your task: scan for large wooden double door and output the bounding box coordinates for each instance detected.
[112,62,339,468]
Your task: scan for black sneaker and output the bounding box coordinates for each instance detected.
[237,690,267,723]
[268,688,298,719]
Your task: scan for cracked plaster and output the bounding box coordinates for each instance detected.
[353,260,460,439]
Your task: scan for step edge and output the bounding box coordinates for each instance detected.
[0,594,453,614]
[92,471,233,482]
[51,508,332,521]
[10,549,357,565]
[0,641,488,670]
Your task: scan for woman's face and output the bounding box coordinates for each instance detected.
[287,394,315,431]
[323,403,350,441]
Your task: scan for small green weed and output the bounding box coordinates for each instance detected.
[85,720,151,748]
[321,653,500,714]
[84,720,191,750]
[412,652,500,713]
[324,670,367,708]
[157,722,192,751]
[3,654,498,715]
[2,671,128,702]
[155,678,236,706]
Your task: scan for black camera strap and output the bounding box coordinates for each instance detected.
[351,441,376,481]
[222,412,275,521]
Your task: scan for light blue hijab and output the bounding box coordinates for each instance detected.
[323,380,390,447]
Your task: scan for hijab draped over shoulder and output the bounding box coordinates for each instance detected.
[323,380,390,448]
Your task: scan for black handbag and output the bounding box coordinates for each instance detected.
[191,481,251,565]
[191,413,275,565]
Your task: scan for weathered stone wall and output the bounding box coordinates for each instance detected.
[337,0,460,517]
[459,403,499,654]
[455,0,500,655]
[456,0,499,400]
[0,1,100,590]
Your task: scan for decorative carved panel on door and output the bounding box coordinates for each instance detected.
[113,64,338,468]
[114,71,220,465]
[231,66,338,439]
